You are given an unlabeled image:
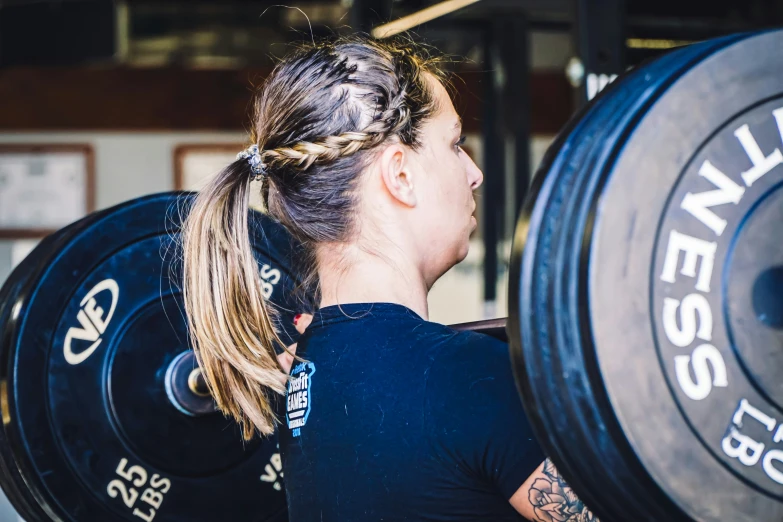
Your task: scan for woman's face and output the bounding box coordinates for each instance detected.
[408,78,484,283]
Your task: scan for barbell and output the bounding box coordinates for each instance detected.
[1,29,782,522]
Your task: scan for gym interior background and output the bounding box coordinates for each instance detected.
[0,0,783,520]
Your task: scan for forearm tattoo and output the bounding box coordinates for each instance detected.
[528,459,599,522]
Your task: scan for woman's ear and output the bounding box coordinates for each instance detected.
[378,143,417,208]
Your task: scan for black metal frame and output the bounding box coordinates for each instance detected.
[574,0,626,106]
[481,16,532,306]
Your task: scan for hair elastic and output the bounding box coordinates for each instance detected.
[237,144,267,180]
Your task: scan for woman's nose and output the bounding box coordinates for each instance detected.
[466,154,484,190]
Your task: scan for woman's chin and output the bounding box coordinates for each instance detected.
[456,241,471,264]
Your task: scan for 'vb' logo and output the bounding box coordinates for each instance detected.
[63,279,120,365]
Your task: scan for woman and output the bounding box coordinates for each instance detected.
[182,35,598,522]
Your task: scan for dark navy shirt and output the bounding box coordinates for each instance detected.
[278,303,545,521]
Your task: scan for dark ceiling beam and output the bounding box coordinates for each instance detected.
[0,66,572,134]
[351,0,395,33]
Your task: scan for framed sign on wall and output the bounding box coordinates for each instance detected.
[0,145,95,238]
[174,143,242,191]
[174,143,265,210]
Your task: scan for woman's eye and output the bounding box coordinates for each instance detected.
[455,135,466,150]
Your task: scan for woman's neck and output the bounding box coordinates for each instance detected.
[316,242,430,320]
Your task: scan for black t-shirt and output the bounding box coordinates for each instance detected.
[278,303,545,521]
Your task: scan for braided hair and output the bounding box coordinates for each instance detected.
[254,37,442,246]
[181,34,445,439]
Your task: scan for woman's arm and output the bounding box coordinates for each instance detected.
[510,459,599,522]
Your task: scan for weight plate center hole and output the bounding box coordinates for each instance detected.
[165,351,218,417]
[753,266,783,330]
[188,368,212,398]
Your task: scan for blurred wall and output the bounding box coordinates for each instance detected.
[0,131,554,324]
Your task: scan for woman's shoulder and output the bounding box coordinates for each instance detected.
[434,326,509,361]
[422,328,538,454]
[424,328,514,395]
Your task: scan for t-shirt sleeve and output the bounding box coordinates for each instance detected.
[424,331,547,500]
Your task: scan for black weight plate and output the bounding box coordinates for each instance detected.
[509,32,783,522]
[0,219,105,522]
[509,35,739,522]
[603,33,783,521]
[0,192,309,522]
[0,244,59,522]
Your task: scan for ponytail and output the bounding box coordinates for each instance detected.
[181,160,285,440]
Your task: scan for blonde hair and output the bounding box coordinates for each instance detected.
[182,35,444,440]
